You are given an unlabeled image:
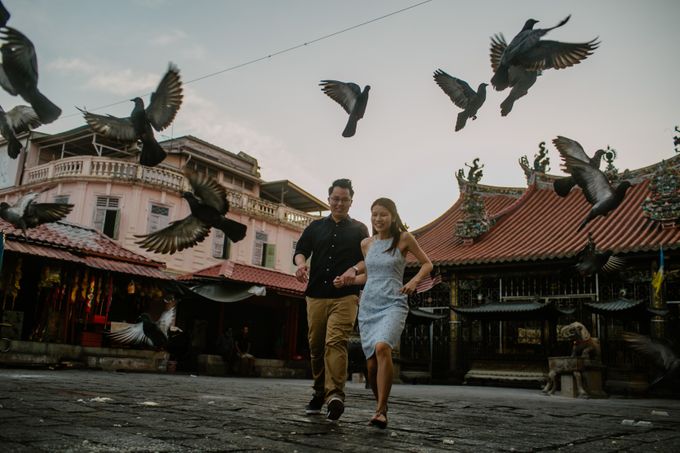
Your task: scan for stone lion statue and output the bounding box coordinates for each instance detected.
[561,322,600,360]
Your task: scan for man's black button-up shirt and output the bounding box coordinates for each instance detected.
[294,215,369,298]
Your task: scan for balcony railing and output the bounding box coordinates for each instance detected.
[22,156,319,229]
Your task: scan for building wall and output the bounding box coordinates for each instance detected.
[0,136,318,276]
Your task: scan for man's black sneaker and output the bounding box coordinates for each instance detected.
[304,394,323,415]
[326,397,344,421]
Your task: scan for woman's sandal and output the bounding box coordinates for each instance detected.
[369,410,388,429]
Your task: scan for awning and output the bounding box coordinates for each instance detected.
[5,241,171,280]
[188,283,267,303]
[452,300,567,320]
[585,298,667,318]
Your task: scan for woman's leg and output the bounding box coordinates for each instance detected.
[374,342,393,414]
[366,355,378,401]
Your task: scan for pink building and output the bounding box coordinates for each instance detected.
[0,126,328,275]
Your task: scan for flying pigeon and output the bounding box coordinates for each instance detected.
[0,1,10,28]
[135,168,247,254]
[574,233,625,276]
[554,147,606,197]
[0,27,62,124]
[108,306,177,349]
[79,63,183,167]
[0,190,73,232]
[433,69,487,131]
[621,332,680,387]
[0,104,41,158]
[319,80,370,137]
[489,16,598,114]
[554,136,631,231]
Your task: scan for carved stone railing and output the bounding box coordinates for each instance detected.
[22,156,319,229]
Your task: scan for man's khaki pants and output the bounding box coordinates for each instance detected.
[306,295,359,402]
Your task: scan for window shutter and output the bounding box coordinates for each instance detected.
[148,204,170,233]
[264,244,276,269]
[252,231,268,265]
[213,230,225,258]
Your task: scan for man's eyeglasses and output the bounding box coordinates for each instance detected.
[329,197,352,204]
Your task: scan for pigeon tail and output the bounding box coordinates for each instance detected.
[139,136,167,167]
[455,111,468,131]
[216,217,248,243]
[553,177,576,197]
[342,116,357,138]
[7,133,21,159]
[25,90,61,124]
[491,67,509,91]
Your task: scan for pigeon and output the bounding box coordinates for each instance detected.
[79,63,183,167]
[319,80,370,137]
[0,190,73,232]
[0,1,10,28]
[554,146,606,197]
[554,136,631,231]
[0,27,62,124]
[574,233,625,276]
[135,168,247,254]
[489,16,598,113]
[108,306,176,349]
[621,332,680,387]
[0,104,41,158]
[433,69,487,131]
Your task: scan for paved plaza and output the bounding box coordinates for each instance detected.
[0,368,679,452]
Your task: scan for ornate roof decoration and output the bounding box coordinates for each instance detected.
[519,141,555,188]
[455,158,492,242]
[642,159,680,228]
[674,126,679,153]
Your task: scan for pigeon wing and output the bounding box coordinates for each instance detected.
[24,202,73,227]
[0,65,16,95]
[553,136,592,164]
[521,39,600,71]
[156,306,176,335]
[562,157,613,205]
[146,63,183,132]
[489,34,507,72]
[5,105,41,133]
[108,321,152,346]
[79,108,137,142]
[184,168,228,214]
[433,69,475,109]
[319,80,360,114]
[622,332,677,371]
[601,255,625,272]
[0,27,38,83]
[135,215,211,254]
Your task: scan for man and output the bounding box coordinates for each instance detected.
[294,178,368,421]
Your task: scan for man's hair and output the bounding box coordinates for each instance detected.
[328,178,354,197]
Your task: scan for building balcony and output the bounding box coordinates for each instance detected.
[20,156,319,230]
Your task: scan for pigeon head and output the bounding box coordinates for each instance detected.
[137,313,153,323]
[522,19,539,30]
[617,180,632,194]
[0,202,9,210]
[130,97,145,108]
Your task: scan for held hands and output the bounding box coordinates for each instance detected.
[295,264,309,283]
[400,279,418,295]
[333,268,357,288]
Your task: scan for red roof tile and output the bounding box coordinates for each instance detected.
[414,172,680,266]
[1,220,163,266]
[180,261,305,296]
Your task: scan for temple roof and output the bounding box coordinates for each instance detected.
[413,155,680,267]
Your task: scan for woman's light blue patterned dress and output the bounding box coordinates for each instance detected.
[358,237,409,359]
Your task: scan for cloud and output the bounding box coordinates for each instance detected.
[85,69,159,96]
[150,30,188,46]
[48,57,98,74]
[174,88,323,189]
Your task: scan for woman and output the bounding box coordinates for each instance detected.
[334,198,432,429]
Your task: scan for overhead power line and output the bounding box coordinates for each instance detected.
[60,0,434,120]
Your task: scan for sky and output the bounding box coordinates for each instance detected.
[2,0,679,230]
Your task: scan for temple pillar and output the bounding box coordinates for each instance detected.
[449,274,462,379]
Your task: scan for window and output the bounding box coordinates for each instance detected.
[147,203,170,233]
[93,196,120,239]
[54,195,69,204]
[262,243,276,269]
[252,231,267,266]
[212,230,231,259]
[244,180,254,191]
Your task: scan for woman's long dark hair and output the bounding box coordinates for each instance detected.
[371,197,407,254]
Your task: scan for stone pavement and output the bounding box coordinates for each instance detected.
[0,369,679,452]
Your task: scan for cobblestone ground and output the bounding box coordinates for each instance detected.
[0,369,679,452]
